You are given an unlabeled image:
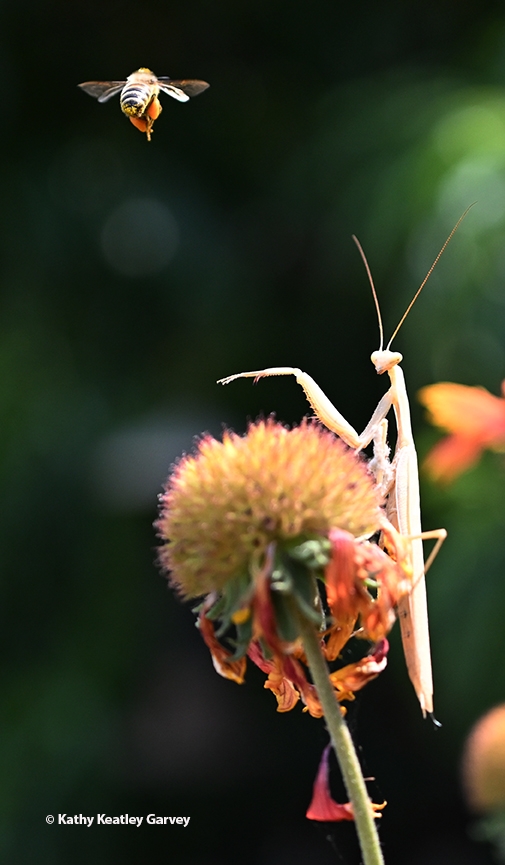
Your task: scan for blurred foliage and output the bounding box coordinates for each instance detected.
[3,0,505,863]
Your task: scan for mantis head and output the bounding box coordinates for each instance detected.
[371,349,403,375]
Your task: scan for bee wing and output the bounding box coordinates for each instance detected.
[78,81,126,103]
[157,78,210,101]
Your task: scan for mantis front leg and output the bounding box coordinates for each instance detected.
[219,367,393,451]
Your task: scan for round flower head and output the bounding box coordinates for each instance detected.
[157,418,382,598]
[463,704,505,812]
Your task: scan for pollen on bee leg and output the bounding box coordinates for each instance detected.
[147,96,162,120]
[129,116,149,133]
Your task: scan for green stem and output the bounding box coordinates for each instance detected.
[297,613,385,865]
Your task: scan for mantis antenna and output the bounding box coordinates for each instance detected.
[352,234,384,352]
[352,203,475,353]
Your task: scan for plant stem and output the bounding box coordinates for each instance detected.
[297,613,385,865]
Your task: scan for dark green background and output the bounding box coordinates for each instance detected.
[3,0,505,862]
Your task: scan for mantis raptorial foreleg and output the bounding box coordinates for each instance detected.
[218,367,394,451]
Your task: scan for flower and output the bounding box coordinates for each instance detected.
[462,704,505,812]
[157,418,409,716]
[157,418,382,598]
[306,743,386,822]
[419,381,505,482]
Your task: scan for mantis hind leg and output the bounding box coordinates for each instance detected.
[408,528,447,581]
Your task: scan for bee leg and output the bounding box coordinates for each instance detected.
[145,116,154,141]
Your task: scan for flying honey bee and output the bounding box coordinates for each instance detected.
[78,67,210,141]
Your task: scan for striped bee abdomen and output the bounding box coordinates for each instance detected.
[120,83,153,118]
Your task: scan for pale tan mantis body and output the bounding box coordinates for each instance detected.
[218,215,469,717]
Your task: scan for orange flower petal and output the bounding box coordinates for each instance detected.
[246,640,273,675]
[247,640,326,716]
[264,671,301,712]
[324,620,356,662]
[325,529,407,644]
[329,640,388,696]
[325,528,368,623]
[306,745,385,822]
[247,642,302,712]
[355,543,408,641]
[198,606,246,684]
[306,746,354,821]
[419,382,505,445]
[251,552,281,650]
[300,684,325,718]
[423,434,485,483]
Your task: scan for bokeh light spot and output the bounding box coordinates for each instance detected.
[433,101,505,161]
[437,157,505,229]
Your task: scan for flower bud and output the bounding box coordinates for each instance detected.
[463,705,505,812]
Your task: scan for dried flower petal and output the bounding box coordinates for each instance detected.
[325,528,409,649]
[198,600,246,685]
[247,642,301,712]
[329,640,389,701]
[306,744,385,822]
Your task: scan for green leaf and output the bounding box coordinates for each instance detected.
[226,616,254,661]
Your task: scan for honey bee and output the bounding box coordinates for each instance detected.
[78,67,210,141]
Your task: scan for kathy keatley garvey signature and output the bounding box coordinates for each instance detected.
[55,815,190,827]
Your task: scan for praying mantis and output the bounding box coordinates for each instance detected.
[218,211,470,717]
